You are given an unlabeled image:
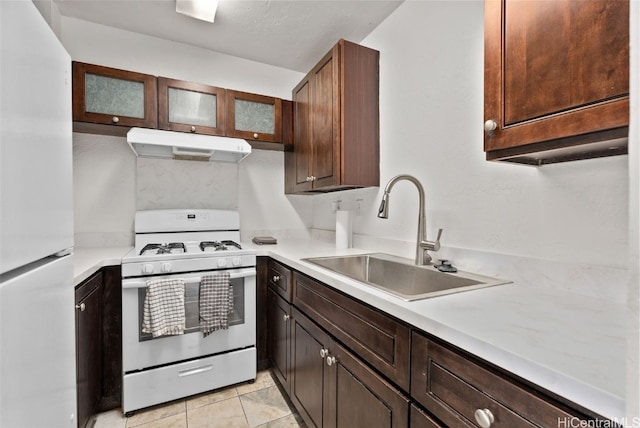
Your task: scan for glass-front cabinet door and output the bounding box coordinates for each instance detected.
[72,62,157,129]
[225,90,282,143]
[158,77,225,136]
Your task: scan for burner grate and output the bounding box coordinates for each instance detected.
[199,240,242,252]
[139,242,186,256]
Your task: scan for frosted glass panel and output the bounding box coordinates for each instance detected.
[235,99,275,134]
[85,73,145,118]
[168,88,217,127]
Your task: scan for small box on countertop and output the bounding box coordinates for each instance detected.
[252,236,278,245]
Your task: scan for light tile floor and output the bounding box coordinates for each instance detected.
[93,370,306,428]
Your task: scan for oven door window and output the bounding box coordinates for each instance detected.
[137,277,245,341]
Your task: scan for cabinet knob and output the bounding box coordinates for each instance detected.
[111,116,119,124]
[75,303,86,312]
[190,126,196,133]
[306,176,312,182]
[283,314,290,322]
[272,275,281,283]
[326,355,337,366]
[474,408,495,428]
[320,348,329,358]
[484,119,497,132]
[253,133,259,139]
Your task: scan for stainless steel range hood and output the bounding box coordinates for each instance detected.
[126,128,251,163]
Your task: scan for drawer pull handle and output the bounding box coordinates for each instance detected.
[112,116,119,123]
[178,365,213,377]
[283,314,290,322]
[320,348,328,358]
[272,275,281,282]
[474,408,494,428]
[75,303,86,311]
[326,355,337,366]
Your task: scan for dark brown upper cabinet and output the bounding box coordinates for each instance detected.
[157,77,225,136]
[285,39,380,193]
[484,0,629,165]
[72,62,290,148]
[72,62,157,134]
[225,90,283,143]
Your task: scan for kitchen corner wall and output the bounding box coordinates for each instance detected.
[63,15,309,247]
[312,1,629,271]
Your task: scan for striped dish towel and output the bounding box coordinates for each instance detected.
[199,273,234,337]
[142,278,186,338]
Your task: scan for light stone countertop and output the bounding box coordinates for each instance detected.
[75,240,626,420]
[73,246,132,286]
[247,239,626,422]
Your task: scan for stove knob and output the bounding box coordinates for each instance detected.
[142,264,154,274]
[232,257,242,267]
[161,263,172,273]
[217,258,228,268]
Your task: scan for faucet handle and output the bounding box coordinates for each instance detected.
[422,228,442,252]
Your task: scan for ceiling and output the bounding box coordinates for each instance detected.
[53,0,404,72]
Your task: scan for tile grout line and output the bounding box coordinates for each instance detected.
[237,387,252,428]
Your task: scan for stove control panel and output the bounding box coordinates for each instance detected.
[122,253,257,278]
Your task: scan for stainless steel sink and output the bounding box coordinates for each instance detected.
[302,253,510,301]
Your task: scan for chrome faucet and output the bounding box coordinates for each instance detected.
[377,174,442,265]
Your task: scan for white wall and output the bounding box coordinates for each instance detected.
[62,16,308,246]
[310,1,628,271]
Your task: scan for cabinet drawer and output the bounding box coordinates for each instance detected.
[292,271,411,392]
[411,332,585,427]
[268,259,293,302]
[123,347,256,413]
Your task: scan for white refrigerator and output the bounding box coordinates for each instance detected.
[0,2,76,427]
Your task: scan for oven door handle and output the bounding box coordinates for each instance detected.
[122,268,256,289]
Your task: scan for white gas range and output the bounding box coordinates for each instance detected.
[121,209,257,414]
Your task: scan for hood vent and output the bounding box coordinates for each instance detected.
[126,128,251,163]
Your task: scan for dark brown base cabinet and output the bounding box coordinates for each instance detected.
[411,332,599,427]
[265,258,609,428]
[268,288,293,393]
[291,307,410,428]
[267,260,409,428]
[75,271,103,428]
[75,265,122,428]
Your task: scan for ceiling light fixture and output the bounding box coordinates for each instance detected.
[176,0,218,23]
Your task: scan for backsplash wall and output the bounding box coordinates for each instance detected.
[136,157,238,211]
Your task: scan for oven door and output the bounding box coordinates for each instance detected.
[122,267,256,373]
